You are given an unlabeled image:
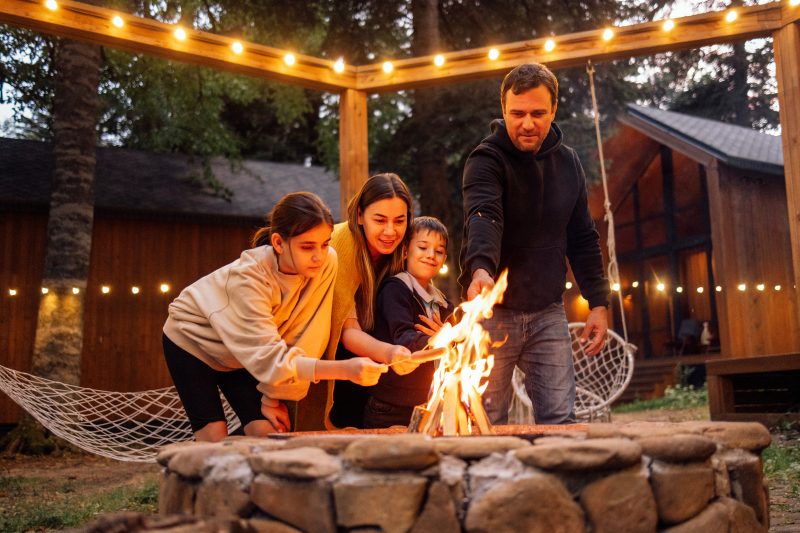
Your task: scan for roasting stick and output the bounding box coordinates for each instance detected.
[387,347,448,366]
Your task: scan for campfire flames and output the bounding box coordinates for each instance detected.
[409,271,508,436]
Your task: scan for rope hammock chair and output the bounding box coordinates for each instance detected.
[510,61,636,423]
[0,61,634,463]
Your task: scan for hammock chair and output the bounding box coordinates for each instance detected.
[0,61,633,463]
[509,61,637,424]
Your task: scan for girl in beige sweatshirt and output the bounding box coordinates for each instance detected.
[163,192,387,442]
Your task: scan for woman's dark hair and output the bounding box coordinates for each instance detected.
[251,192,334,248]
[346,173,413,331]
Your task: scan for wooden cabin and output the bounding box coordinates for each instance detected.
[0,137,342,425]
[581,105,800,421]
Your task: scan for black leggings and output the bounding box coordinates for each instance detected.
[162,334,266,433]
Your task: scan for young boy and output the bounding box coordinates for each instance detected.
[363,216,455,428]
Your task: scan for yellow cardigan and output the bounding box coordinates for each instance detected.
[295,222,361,430]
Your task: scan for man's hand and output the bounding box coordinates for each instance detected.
[580,306,608,356]
[260,400,291,433]
[467,268,495,300]
[347,357,388,386]
[415,314,444,337]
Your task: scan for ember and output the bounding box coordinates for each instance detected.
[409,271,508,436]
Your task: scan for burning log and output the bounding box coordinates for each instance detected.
[408,271,509,436]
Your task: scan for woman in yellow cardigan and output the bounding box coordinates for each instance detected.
[295,173,418,430]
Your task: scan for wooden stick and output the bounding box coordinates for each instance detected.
[387,347,448,366]
[468,386,494,435]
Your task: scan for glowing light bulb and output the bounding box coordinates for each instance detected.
[756,283,765,291]
[663,19,675,32]
[382,61,393,73]
[488,48,500,60]
[41,287,49,294]
[632,281,639,288]
[565,281,573,289]
[725,10,738,23]
[544,39,556,52]
[284,53,296,66]
[716,285,722,292]
[775,285,782,291]
[676,286,684,293]
[101,286,111,294]
[602,28,614,41]
[131,286,140,295]
[439,264,449,275]
[696,287,704,294]
[160,283,170,293]
[112,16,124,28]
[611,282,620,291]
[45,0,58,11]
[333,58,345,73]
[8,289,17,296]
[737,283,746,292]
[72,287,80,295]
[174,27,187,41]
[434,54,445,67]
[791,0,800,7]
[231,41,243,54]
[657,283,665,292]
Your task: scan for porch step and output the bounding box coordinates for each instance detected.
[616,355,720,404]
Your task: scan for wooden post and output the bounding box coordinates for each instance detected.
[338,89,368,218]
[774,21,800,338]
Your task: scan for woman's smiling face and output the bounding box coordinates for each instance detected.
[358,197,408,261]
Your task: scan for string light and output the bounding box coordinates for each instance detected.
[756,283,765,291]
[8,289,17,296]
[676,286,684,293]
[111,15,124,28]
[725,10,738,23]
[602,28,614,41]
[231,41,243,54]
[41,287,49,294]
[488,48,500,60]
[632,281,639,288]
[434,54,445,67]
[439,264,449,275]
[716,285,722,292]
[333,58,345,73]
[657,282,665,292]
[696,287,704,294]
[565,281,573,289]
[544,39,556,52]
[791,0,800,7]
[775,285,782,291]
[662,19,675,32]
[283,53,296,66]
[45,0,58,11]
[101,286,111,294]
[382,61,394,73]
[72,287,80,295]
[160,283,170,293]
[737,283,746,292]
[611,282,620,291]
[131,286,140,295]
[174,27,187,41]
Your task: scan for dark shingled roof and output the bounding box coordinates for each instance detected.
[626,104,783,176]
[0,137,342,221]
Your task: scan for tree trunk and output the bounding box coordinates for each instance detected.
[411,0,460,297]
[3,36,102,454]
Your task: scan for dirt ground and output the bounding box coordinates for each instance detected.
[0,407,797,532]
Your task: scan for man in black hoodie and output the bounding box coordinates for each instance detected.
[458,63,609,425]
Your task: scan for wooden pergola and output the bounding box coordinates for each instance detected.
[3,0,800,364]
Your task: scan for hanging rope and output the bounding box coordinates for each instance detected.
[586,60,629,343]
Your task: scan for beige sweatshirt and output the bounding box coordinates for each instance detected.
[163,245,337,403]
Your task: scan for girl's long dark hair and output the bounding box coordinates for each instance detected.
[347,173,413,331]
[252,192,334,247]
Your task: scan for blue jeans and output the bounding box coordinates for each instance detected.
[481,302,576,425]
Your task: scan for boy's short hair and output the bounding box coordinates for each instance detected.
[411,216,448,247]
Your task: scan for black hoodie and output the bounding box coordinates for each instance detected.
[458,119,609,311]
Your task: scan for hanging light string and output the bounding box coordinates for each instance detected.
[587,60,629,344]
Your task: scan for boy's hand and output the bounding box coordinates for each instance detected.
[386,345,418,375]
[347,357,388,386]
[415,314,444,337]
[260,400,291,433]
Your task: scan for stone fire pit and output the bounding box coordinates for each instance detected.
[155,421,771,532]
